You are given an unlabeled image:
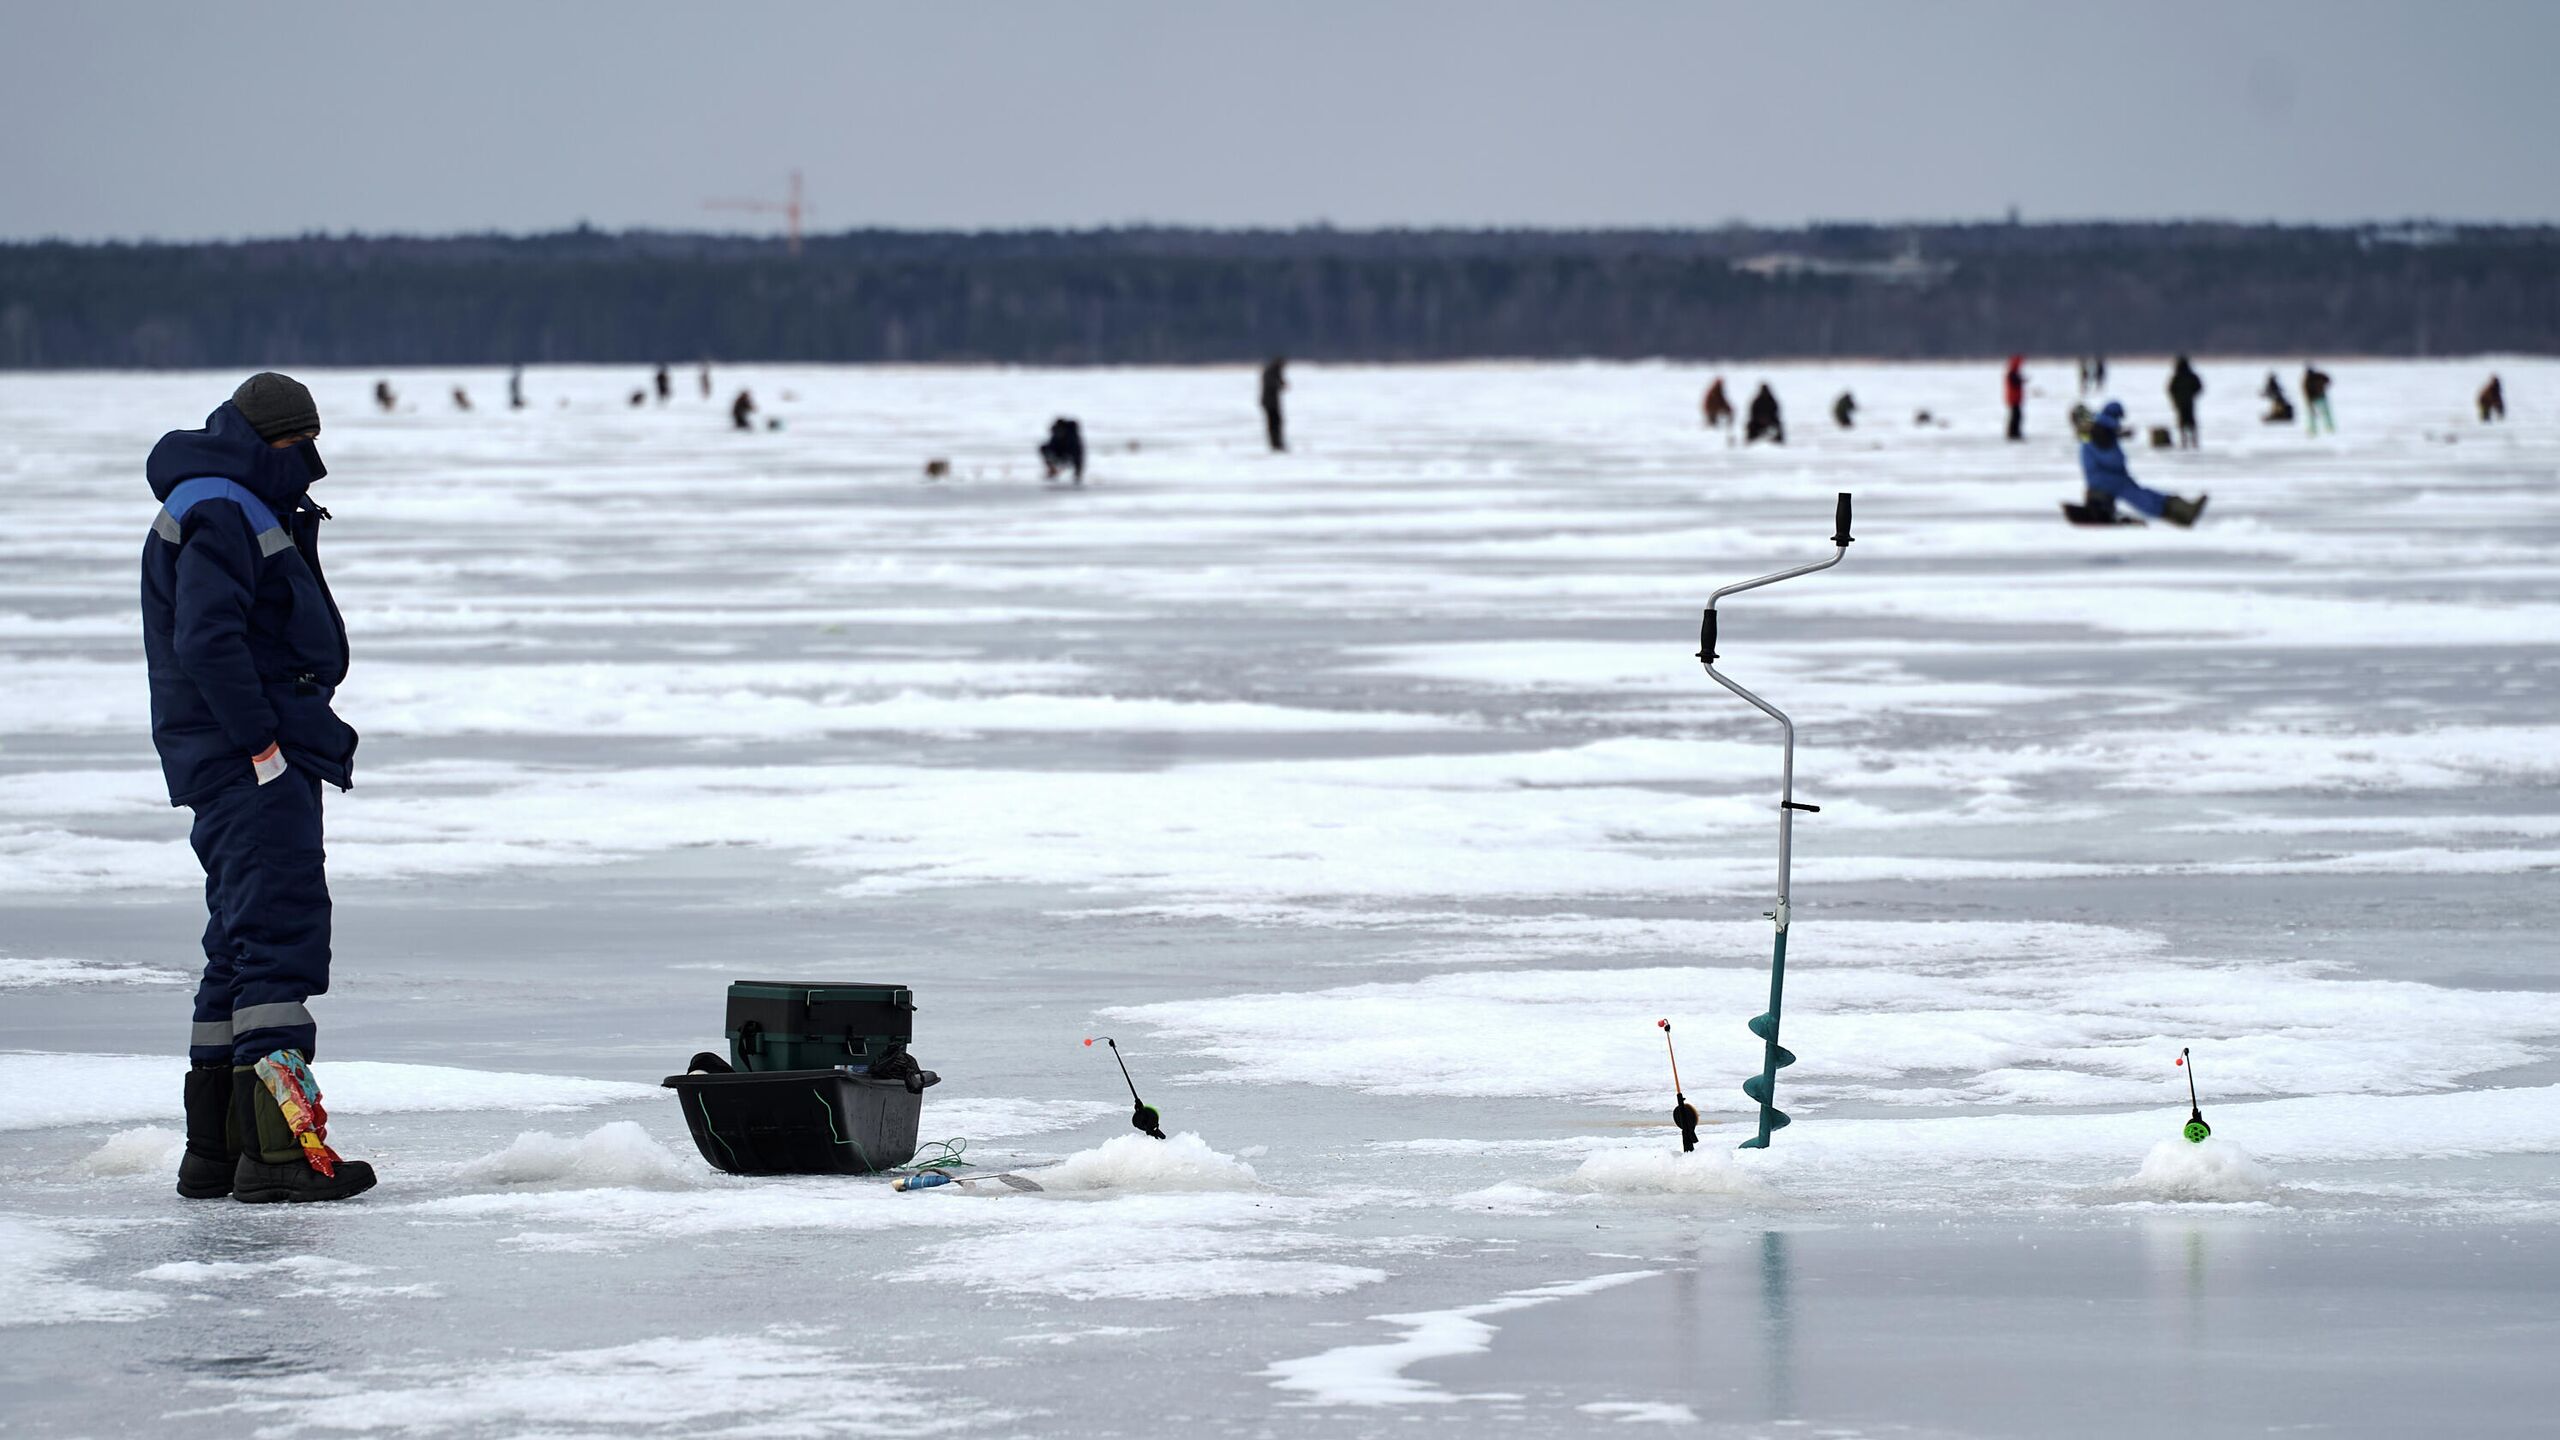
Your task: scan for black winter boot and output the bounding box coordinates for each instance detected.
[176,1064,237,1199]
[2162,493,2210,528]
[230,1063,376,1204]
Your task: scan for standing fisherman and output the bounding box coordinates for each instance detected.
[145,374,375,1204]
[1702,377,1735,433]
[2167,355,2204,449]
[2303,364,2335,435]
[1260,357,1288,452]
[2003,354,2027,441]
[1745,383,1785,445]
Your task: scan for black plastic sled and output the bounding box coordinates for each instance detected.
[664,1065,934,1175]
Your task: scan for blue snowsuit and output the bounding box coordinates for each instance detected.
[142,403,355,1066]
[2077,426,2171,520]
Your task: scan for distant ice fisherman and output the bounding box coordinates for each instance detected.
[1702,376,1734,433]
[2303,364,2335,435]
[1745,383,1784,445]
[1041,417,1087,483]
[1260,357,1288,452]
[2167,356,2203,449]
[2261,372,2297,424]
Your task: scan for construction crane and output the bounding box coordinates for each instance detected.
[704,169,805,257]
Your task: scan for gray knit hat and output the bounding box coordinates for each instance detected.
[231,372,320,441]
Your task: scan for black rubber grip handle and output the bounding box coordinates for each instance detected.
[1698,608,1718,663]
[1833,492,1854,546]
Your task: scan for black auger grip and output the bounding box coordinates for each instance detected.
[1698,608,1718,664]
[1833,492,1855,547]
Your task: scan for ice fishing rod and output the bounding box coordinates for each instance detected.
[1659,1019,1699,1152]
[1084,1036,1166,1139]
[1698,492,1853,1150]
[2178,1047,2211,1142]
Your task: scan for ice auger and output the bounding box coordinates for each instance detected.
[1698,493,1853,1149]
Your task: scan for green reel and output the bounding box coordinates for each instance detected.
[2184,1116,2211,1144]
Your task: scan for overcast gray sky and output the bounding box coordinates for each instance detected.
[5,1,2553,241]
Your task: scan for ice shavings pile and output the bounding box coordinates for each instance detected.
[76,1126,184,1177]
[2125,1136,2278,1203]
[1557,1146,1773,1199]
[1036,1131,1262,1193]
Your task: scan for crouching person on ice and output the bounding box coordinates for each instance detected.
[143,373,375,1203]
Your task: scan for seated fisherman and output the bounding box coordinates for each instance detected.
[2078,402,2207,527]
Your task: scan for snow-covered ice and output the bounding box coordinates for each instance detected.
[450,1122,706,1191]
[0,1053,662,1129]
[2,359,2556,1435]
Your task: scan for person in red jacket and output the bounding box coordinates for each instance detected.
[2003,355,2027,441]
[1702,377,1734,433]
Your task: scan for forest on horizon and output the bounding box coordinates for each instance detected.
[3,221,2554,368]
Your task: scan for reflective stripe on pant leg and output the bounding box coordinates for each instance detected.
[231,1002,315,1034]
[228,770,330,1065]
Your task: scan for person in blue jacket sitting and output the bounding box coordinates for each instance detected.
[2077,401,2207,527]
[143,373,375,1204]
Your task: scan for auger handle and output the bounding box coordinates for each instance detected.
[1701,492,1856,668]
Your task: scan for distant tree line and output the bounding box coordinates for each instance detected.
[3,222,2555,368]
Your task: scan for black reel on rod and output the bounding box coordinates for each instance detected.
[1660,1019,1699,1152]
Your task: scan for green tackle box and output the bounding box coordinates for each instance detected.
[725,980,915,1074]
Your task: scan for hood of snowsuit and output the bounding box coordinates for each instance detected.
[147,402,320,512]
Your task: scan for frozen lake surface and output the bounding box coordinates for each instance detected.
[3,360,2556,1436]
